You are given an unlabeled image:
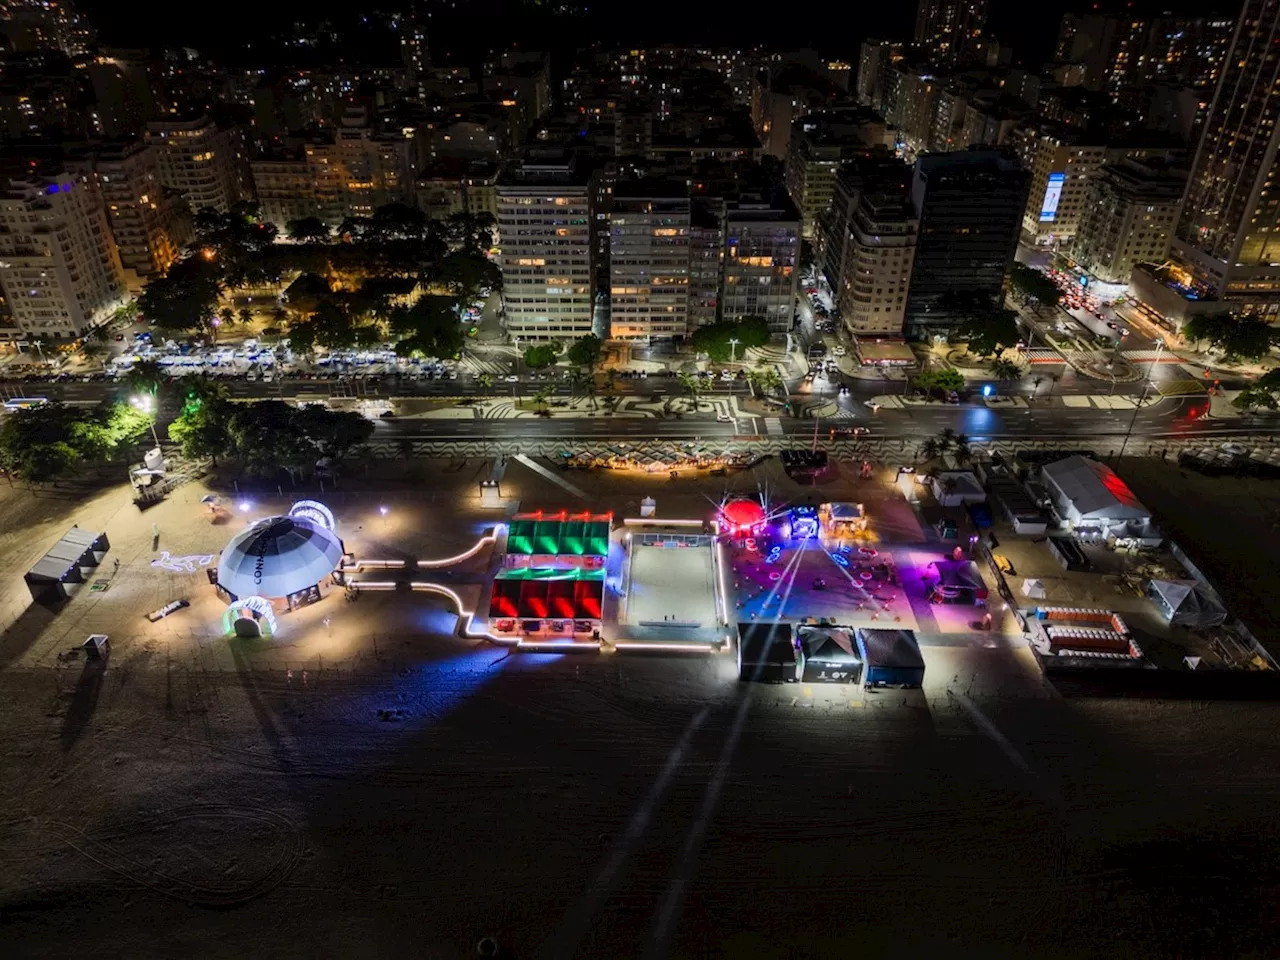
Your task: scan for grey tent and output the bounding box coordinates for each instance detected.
[1148,579,1227,629]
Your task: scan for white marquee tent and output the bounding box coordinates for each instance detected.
[218,516,345,600]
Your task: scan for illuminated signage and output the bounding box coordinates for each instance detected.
[1039,172,1066,222]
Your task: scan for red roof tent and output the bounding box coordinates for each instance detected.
[719,498,767,534]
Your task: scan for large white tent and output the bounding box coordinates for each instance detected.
[1040,456,1159,543]
[218,516,344,600]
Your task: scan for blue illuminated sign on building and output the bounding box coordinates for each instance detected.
[1039,172,1065,222]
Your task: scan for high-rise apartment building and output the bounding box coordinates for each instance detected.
[840,192,918,338]
[496,156,594,341]
[86,50,156,139]
[69,141,192,285]
[1170,0,1280,318]
[307,106,415,222]
[784,109,892,239]
[0,0,94,55]
[817,157,916,336]
[905,150,1028,337]
[1073,158,1185,284]
[400,12,429,99]
[250,106,416,229]
[721,196,800,333]
[1019,134,1108,246]
[914,0,988,65]
[146,116,247,214]
[0,173,126,340]
[856,39,901,113]
[608,181,690,341]
[687,199,724,329]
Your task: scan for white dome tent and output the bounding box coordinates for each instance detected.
[218,515,345,602]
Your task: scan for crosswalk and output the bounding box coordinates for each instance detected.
[458,353,508,377]
[1021,348,1064,364]
[765,418,784,436]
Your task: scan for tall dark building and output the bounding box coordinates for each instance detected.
[904,150,1028,338]
[1172,0,1280,317]
[913,0,988,65]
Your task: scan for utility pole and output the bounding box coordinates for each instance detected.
[1117,339,1164,461]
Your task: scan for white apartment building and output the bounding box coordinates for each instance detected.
[1020,135,1107,245]
[721,198,801,334]
[71,141,192,286]
[0,174,126,341]
[839,192,918,337]
[609,183,690,341]
[146,116,246,213]
[1073,158,1185,284]
[497,159,594,341]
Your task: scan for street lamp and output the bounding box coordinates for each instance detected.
[728,338,740,363]
[1117,338,1163,461]
[379,504,389,529]
[131,393,161,447]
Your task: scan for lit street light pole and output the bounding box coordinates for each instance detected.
[728,338,740,364]
[131,394,161,447]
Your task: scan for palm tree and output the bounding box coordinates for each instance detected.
[219,306,234,328]
[477,372,494,396]
[990,358,1025,383]
[918,437,943,463]
[953,440,974,467]
[678,371,703,410]
[532,386,552,413]
[937,427,959,452]
[238,307,254,327]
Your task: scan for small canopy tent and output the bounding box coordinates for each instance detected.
[1148,579,1227,629]
[25,528,110,603]
[1021,578,1047,599]
[797,626,864,682]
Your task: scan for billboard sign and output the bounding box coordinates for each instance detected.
[1039,172,1066,222]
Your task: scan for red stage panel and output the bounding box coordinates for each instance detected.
[574,579,603,619]
[520,581,549,618]
[548,580,577,618]
[489,580,520,618]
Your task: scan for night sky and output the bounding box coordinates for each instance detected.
[81,0,1238,68]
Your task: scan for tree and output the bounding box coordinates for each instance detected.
[1234,368,1280,411]
[531,386,552,412]
[444,211,496,251]
[238,307,254,327]
[0,401,148,481]
[911,367,965,395]
[990,358,1026,383]
[137,255,222,334]
[294,404,375,459]
[219,306,235,331]
[225,401,315,477]
[917,437,942,462]
[567,333,603,370]
[167,380,232,462]
[435,249,502,305]
[287,217,330,243]
[477,373,494,396]
[690,316,771,362]
[388,295,465,360]
[1009,263,1061,310]
[678,371,705,409]
[956,306,1021,358]
[524,343,562,369]
[1184,312,1280,361]
[126,359,166,395]
[368,203,428,242]
[748,367,782,395]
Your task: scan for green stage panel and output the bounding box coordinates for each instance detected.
[534,520,561,555]
[507,520,536,555]
[586,522,610,556]
[560,520,586,555]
